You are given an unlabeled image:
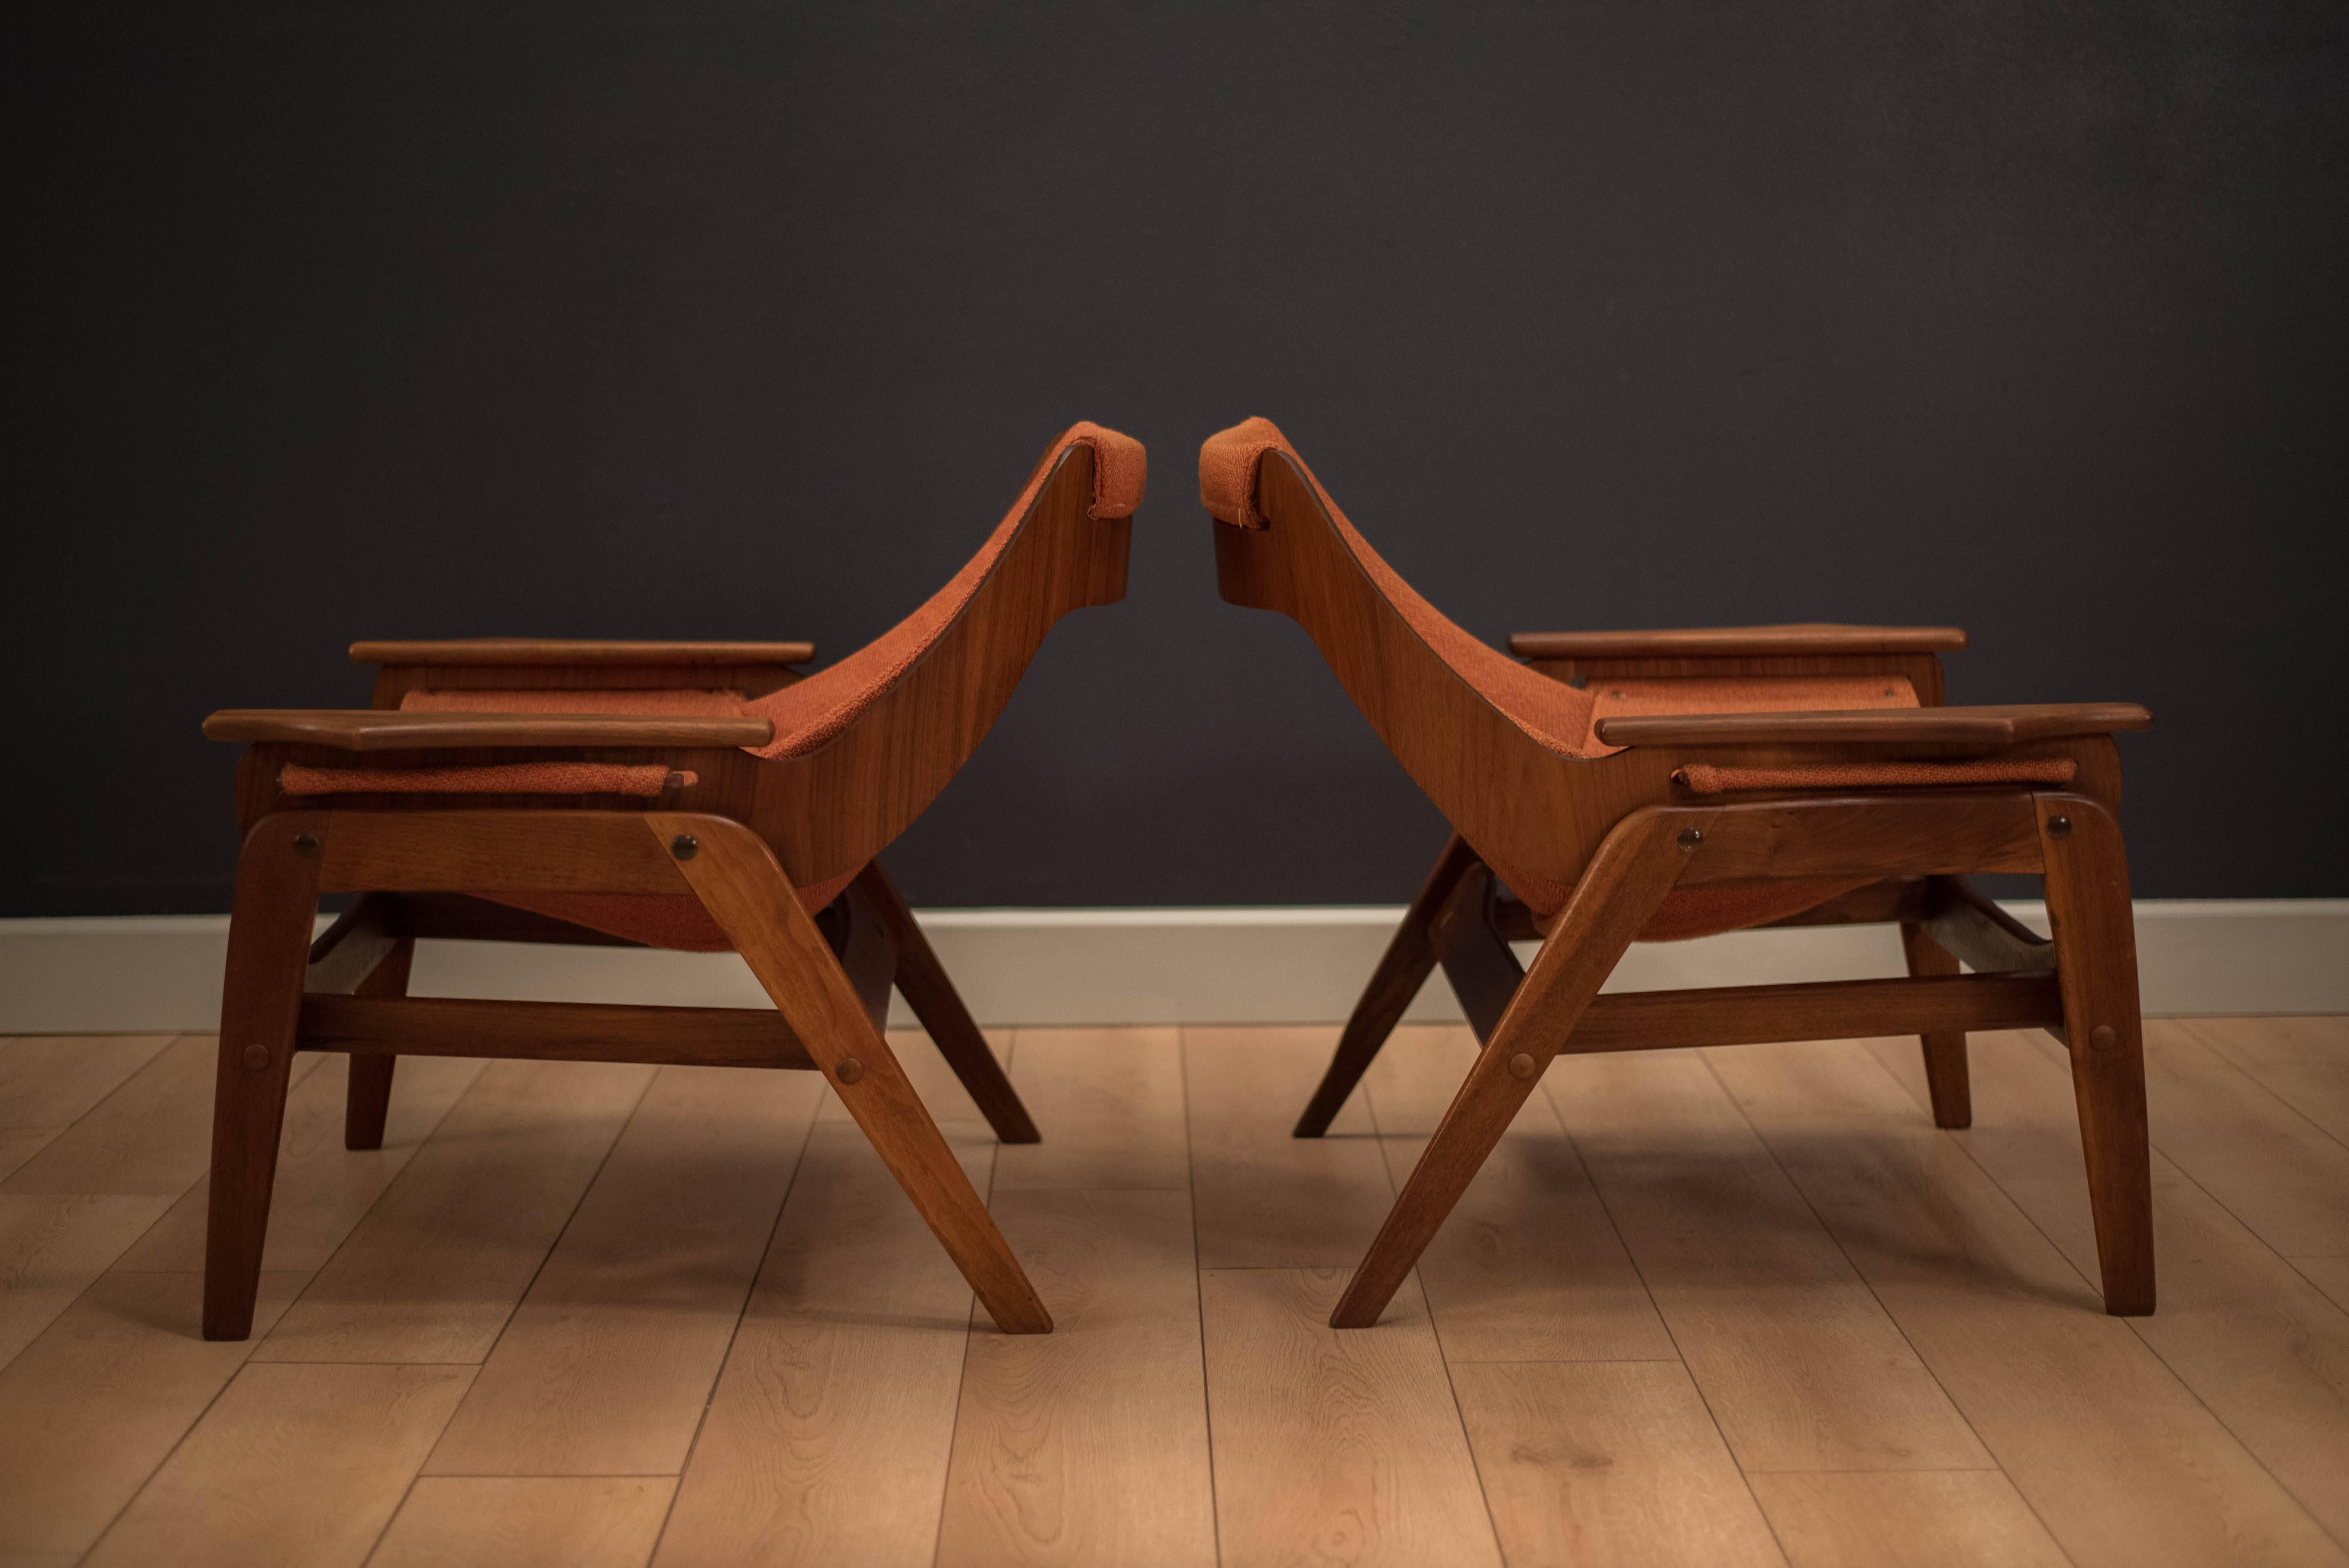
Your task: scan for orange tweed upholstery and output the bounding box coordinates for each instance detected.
[1199,416,2043,941]
[279,762,692,797]
[743,421,1145,759]
[1678,759,2078,796]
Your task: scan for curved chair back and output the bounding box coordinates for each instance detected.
[1202,416,1655,903]
[747,423,1141,888]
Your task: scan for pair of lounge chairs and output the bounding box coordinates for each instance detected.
[200,418,2154,1341]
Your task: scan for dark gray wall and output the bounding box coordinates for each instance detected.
[11,2,2346,916]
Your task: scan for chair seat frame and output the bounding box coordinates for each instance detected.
[1209,435,2154,1330]
[201,438,1134,1340]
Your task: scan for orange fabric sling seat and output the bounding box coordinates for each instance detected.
[282,421,1145,952]
[1201,415,2042,939]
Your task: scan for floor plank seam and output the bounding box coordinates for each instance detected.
[1917,1030,2349,1543]
[1772,1039,2096,1565]
[0,1033,219,1383]
[2168,1021,2349,1159]
[1698,1043,2012,1454]
[1174,1028,1228,1568]
[927,1027,1006,1568]
[1988,1044,2349,1557]
[1361,1047,1524,1568]
[358,1063,661,1568]
[1533,1069,1798,1566]
[641,1058,829,1568]
[24,1035,262,1566]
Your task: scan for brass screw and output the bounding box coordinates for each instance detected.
[834,1057,865,1085]
[2046,815,2072,840]
[1677,827,1704,852]
[2090,1025,2117,1052]
[670,834,699,861]
[291,833,319,857]
[241,1043,270,1071]
[1507,1052,1538,1081]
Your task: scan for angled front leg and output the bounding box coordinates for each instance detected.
[1296,832,1482,1137]
[660,817,1051,1334]
[854,861,1039,1144]
[1330,812,1703,1328]
[205,813,329,1339]
[2038,794,2155,1315]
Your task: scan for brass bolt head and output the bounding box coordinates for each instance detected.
[1677,827,1704,852]
[670,834,699,861]
[291,833,319,857]
[1508,1052,1538,1080]
[2046,815,2072,840]
[241,1043,270,1071]
[834,1057,865,1085]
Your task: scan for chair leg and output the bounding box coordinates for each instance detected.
[668,821,1052,1334]
[205,815,327,1340]
[342,937,414,1150]
[1899,920,1972,1128]
[854,861,1039,1144]
[822,879,900,1034]
[1296,833,1483,1137]
[2039,795,2155,1316]
[1434,859,1529,1045]
[1330,814,1696,1328]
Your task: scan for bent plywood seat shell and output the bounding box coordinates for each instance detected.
[233,422,1143,948]
[1199,416,2132,927]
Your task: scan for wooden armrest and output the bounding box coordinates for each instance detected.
[348,638,815,667]
[203,708,775,751]
[1510,624,1968,659]
[1593,702,2151,748]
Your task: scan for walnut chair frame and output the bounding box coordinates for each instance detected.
[1207,428,2155,1330]
[200,436,1134,1340]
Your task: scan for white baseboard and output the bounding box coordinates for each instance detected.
[0,901,2341,1036]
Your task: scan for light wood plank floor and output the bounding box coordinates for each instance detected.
[2,1017,2346,1566]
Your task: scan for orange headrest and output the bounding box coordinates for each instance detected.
[1198,416,1292,530]
[1059,420,1147,520]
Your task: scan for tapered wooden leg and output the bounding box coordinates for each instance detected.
[666,820,1051,1334]
[341,937,414,1150]
[1296,833,1482,1137]
[2038,794,2155,1316]
[205,814,328,1340]
[1330,813,1699,1328]
[1899,921,1972,1128]
[855,861,1039,1144]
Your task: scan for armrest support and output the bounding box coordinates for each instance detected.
[350,639,815,667]
[1510,625,1967,659]
[203,708,775,751]
[1593,702,2151,749]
